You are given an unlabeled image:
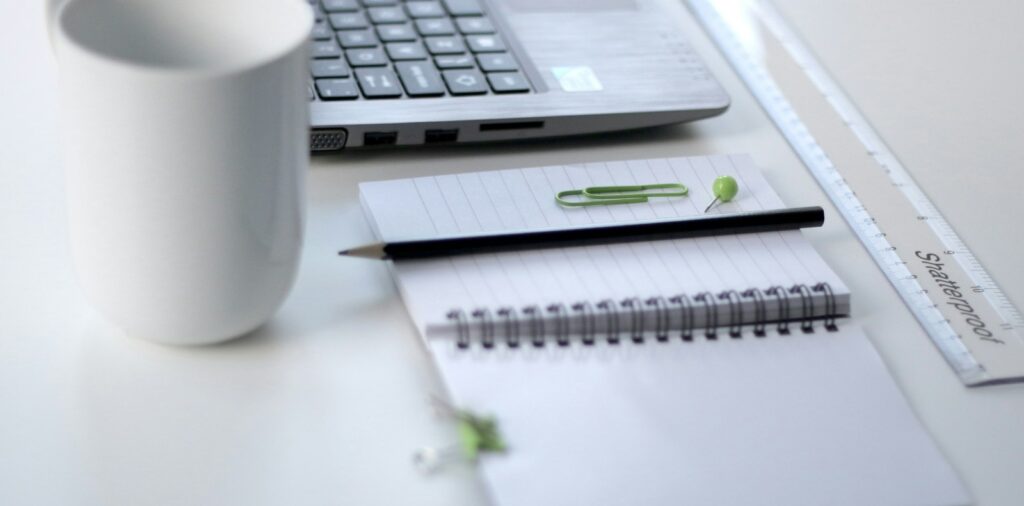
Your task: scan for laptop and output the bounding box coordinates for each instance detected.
[307,0,730,151]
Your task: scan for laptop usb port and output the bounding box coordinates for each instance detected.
[363,131,398,146]
[424,129,459,144]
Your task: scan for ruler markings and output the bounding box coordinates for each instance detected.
[689,0,1024,384]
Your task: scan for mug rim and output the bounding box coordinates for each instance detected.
[55,0,313,78]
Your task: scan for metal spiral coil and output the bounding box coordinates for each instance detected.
[812,282,838,331]
[669,294,695,340]
[471,308,496,349]
[621,297,645,344]
[646,296,671,342]
[447,309,471,349]
[447,282,837,349]
[718,290,744,338]
[694,291,717,339]
[572,301,597,346]
[522,305,545,347]
[765,285,791,334]
[547,303,571,347]
[741,287,768,337]
[789,284,815,333]
[496,306,520,348]
[597,299,621,345]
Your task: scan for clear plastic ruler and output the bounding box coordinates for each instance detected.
[689,0,1024,385]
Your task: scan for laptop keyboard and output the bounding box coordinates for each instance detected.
[306,0,533,101]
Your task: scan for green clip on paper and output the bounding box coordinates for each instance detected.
[556,183,689,207]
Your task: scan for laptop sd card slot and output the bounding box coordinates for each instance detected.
[479,121,545,132]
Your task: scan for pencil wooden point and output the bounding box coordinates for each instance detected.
[338,242,387,259]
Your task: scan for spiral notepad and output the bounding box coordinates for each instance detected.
[359,155,968,506]
[360,154,850,345]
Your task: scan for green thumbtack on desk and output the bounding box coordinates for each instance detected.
[413,396,508,474]
[704,175,740,212]
[456,411,508,460]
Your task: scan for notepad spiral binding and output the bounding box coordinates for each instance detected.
[445,283,839,349]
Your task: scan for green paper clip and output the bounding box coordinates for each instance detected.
[556,182,689,207]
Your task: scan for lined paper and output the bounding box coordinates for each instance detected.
[431,325,970,506]
[360,154,847,336]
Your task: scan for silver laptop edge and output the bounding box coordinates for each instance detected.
[310,0,729,150]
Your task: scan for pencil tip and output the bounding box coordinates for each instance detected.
[338,243,386,259]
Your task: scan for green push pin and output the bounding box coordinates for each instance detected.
[413,397,509,474]
[704,175,739,213]
[456,411,508,460]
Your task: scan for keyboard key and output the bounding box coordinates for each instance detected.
[367,6,407,24]
[434,54,475,69]
[346,47,388,66]
[442,69,487,95]
[455,16,493,34]
[395,61,446,96]
[466,34,504,52]
[316,78,360,100]
[406,1,445,18]
[321,0,360,12]
[376,23,417,42]
[476,52,517,72]
[386,42,428,60]
[487,72,530,93]
[311,39,342,58]
[307,0,527,102]
[425,36,465,54]
[337,29,379,48]
[442,0,483,16]
[312,21,333,40]
[312,59,351,78]
[355,68,404,97]
[415,18,455,36]
[329,12,369,30]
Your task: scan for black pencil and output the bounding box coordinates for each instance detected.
[339,206,825,260]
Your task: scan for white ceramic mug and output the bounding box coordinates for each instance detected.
[48,0,313,345]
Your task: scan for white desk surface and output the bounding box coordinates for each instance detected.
[3,1,1022,504]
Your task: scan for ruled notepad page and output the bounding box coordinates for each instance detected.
[359,154,847,336]
[430,324,970,506]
